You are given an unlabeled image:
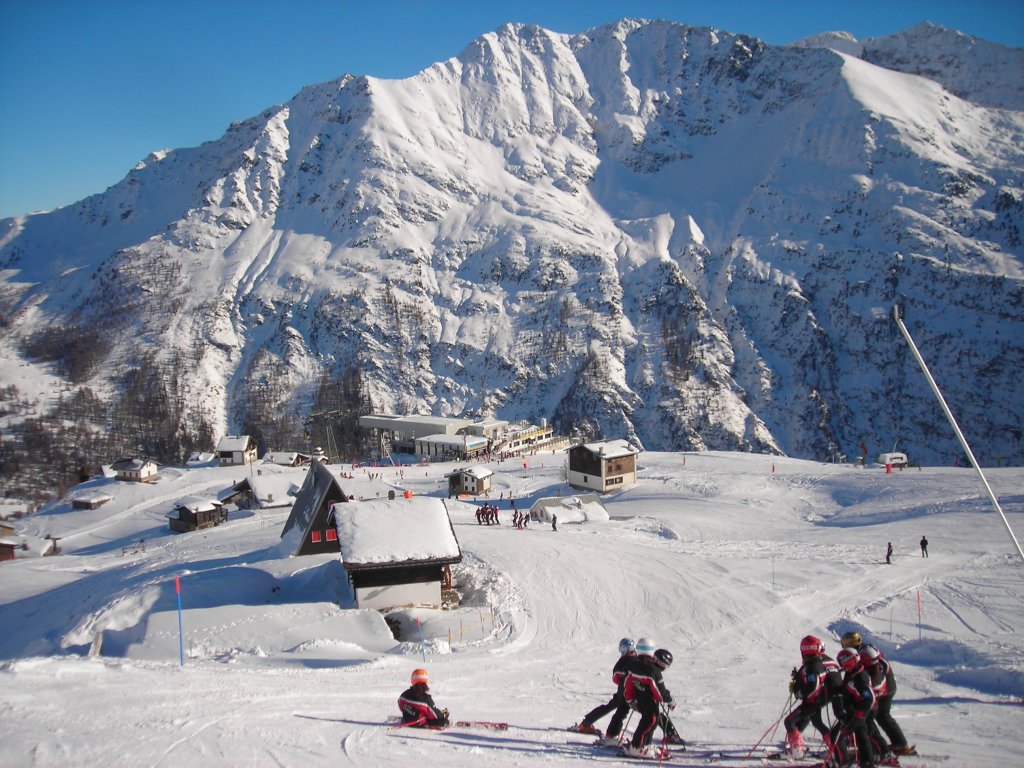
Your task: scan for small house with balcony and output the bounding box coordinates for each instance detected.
[566,439,640,493]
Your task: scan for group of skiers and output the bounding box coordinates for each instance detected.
[396,630,915,765]
[475,503,533,528]
[474,504,501,525]
[568,637,684,758]
[785,631,915,768]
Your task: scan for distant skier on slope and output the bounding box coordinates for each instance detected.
[571,637,637,739]
[885,542,893,565]
[622,640,681,758]
[398,668,450,728]
[783,635,844,758]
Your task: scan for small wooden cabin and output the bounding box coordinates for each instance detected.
[336,496,462,611]
[168,496,228,533]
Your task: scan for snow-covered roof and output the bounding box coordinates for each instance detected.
[217,435,254,452]
[447,466,494,480]
[186,452,217,465]
[359,414,474,434]
[530,494,609,523]
[72,491,113,505]
[263,451,300,465]
[110,457,158,472]
[335,496,461,569]
[416,433,488,448]
[174,496,223,514]
[579,439,639,459]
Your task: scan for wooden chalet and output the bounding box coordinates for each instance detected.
[446,466,494,496]
[168,496,228,533]
[566,439,640,493]
[335,496,462,611]
[72,491,113,510]
[279,460,347,555]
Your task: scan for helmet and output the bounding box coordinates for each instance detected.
[636,637,655,655]
[836,648,861,671]
[619,637,636,654]
[653,649,673,669]
[840,631,862,649]
[859,645,881,665]
[411,668,429,685]
[800,635,825,657]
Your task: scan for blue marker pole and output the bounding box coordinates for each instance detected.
[176,575,184,666]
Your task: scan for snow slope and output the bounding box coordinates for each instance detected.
[1,450,1021,767]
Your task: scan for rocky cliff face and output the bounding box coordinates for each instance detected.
[2,19,1022,466]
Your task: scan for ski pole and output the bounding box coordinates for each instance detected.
[388,716,426,730]
[620,710,634,747]
[658,703,674,766]
[745,691,792,758]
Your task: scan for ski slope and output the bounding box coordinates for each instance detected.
[1,451,1022,767]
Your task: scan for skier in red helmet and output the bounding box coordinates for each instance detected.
[830,648,877,768]
[398,668,450,728]
[783,635,844,757]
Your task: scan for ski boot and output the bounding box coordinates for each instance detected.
[571,722,601,736]
[621,743,654,759]
[784,730,807,759]
[663,731,686,748]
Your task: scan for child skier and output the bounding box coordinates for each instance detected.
[830,649,877,768]
[622,639,678,758]
[398,668,450,728]
[783,635,844,758]
[571,637,637,738]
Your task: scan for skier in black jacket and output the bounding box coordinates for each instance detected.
[622,639,677,758]
[783,635,845,757]
[842,632,916,758]
[860,646,916,758]
[572,637,637,738]
[830,649,877,768]
[398,668,449,728]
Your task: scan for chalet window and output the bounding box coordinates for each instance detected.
[311,531,322,543]
[326,529,337,542]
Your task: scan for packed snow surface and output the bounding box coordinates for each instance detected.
[1,451,1022,767]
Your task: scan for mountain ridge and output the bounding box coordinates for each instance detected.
[1,19,1022,491]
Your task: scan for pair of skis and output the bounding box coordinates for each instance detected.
[387,715,507,731]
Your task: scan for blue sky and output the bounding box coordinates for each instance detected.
[1,0,1022,219]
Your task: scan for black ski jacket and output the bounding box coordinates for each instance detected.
[840,667,876,720]
[398,683,447,724]
[793,654,842,705]
[612,651,637,693]
[624,655,672,706]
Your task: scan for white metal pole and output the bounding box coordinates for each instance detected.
[893,306,1024,564]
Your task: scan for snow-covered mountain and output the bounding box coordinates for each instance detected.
[2,19,1023,467]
